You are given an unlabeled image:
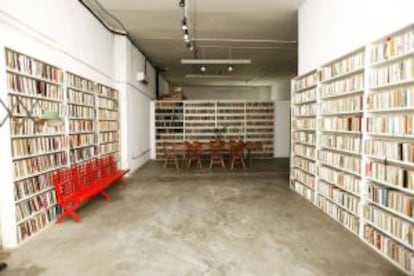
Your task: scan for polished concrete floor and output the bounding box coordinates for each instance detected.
[1,159,403,276]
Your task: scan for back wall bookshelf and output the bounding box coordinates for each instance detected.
[1,48,120,247]
[290,23,414,275]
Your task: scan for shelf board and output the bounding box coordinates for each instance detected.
[294,114,316,118]
[320,130,362,135]
[293,99,317,105]
[366,132,414,139]
[293,153,316,162]
[319,162,361,178]
[17,203,58,225]
[317,193,360,217]
[294,141,316,147]
[366,155,414,168]
[70,144,97,150]
[292,178,315,191]
[67,85,95,95]
[292,166,316,177]
[320,67,364,84]
[8,91,62,103]
[366,106,414,113]
[12,149,66,161]
[317,205,359,236]
[294,84,317,93]
[70,130,96,135]
[319,146,362,156]
[320,89,364,100]
[320,110,363,116]
[12,133,65,139]
[366,177,414,196]
[366,199,414,224]
[69,117,95,120]
[369,78,414,90]
[7,68,63,86]
[370,49,414,67]
[15,186,55,204]
[68,101,95,108]
[98,106,118,111]
[318,178,360,198]
[14,165,67,182]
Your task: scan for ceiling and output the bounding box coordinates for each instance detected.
[90,0,304,86]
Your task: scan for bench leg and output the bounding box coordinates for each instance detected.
[57,204,81,223]
[100,191,111,201]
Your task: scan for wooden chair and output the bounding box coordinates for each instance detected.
[209,141,226,169]
[186,141,203,169]
[245,141,263,166]
[230,141,247,171]
[163,142,179,170]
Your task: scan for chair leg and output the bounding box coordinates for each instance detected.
[231,158,235,171]
[209,159,213,169]
[241,158,247,170]
[197,157,202,169]
[164,159,168,168]
[221,158,226,169]
[175,157,180,170]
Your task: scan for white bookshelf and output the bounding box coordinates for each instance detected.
[291,23,414,274]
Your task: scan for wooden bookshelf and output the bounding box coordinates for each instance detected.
[5,48,66,244]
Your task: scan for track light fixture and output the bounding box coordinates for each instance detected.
[181,18,188,31]
[183,30,190,42]
[179,0,185,7]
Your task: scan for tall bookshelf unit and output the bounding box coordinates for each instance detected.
[66,72,97,165]
[97,85,120,161]
[290,23,414,274]
[153,100,275,160]
[154,101,184,159]
[1,48,121,247]
[5,48,66,244]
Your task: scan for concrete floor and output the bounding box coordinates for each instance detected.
[1,159,403,276]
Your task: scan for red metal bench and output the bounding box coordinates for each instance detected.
[52,156,130,223]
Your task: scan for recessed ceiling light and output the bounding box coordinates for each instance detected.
[227,65,234,72]
[200,65,207,72]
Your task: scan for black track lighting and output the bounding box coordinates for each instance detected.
[181,18,188,31]
[183,30,190,42]
[179,0,185,7]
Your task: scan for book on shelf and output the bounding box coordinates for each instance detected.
[365,139,414,163]
[319,51,364,81]
[319,150,361,174]
[369,57,414,87]
[13,152,67,179]
[366,115,414,135]
[318,181,359,214]
[320,134,361,153]
[366,160,414,191]
[367,87,414,110]
[320,95,362,114]
[370,29,414,64]
[294,73,318,91]
[293,168,315,189]
[293,181,314,201]
[319,116,361,132]
[7,73,63,100]
[16,190,57,222]
[320,73,364,98]
[319,166,360,195]
[11,136,66,158]
[294,88,317,104]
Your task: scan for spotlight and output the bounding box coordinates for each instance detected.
[200,65,207,72]
[181,18,188,31]
[186,42,194,51]
[227,65,234,72]
[179,0,185,7]
[183,30,190,42]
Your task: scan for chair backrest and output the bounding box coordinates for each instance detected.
[210,141,224,152]
[231,141,245,157]
[163,142,174,156]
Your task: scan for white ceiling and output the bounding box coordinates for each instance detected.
[94,0,304,86]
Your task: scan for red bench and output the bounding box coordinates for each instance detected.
[52,156,130,223]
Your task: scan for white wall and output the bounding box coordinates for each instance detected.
[299,0,414,74]
[0,0,164,247]
[274,101,291,158]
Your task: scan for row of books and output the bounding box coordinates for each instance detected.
[319,73,364,98]
[217,117,245,122]
[294,118,316,130]
[294,156,317,175]
[365,139,414,162]
[319,166,361,195]
[293,103,316,116]
[14,174,52,201]
[155,115,183,121]
[320,134,361,153]
[364,225,414,273]
[368,184,414,219]
[184,103,215,108]
[10,96,62,117]
[98,121,118,131]
[100,143,119,155]
[11,118,64,136]
[156,122,184,128]
[67,89,95,106]
[17,207,58,243]
[366,161,414,191]
[365,205,414,248]
[318,181,359,214]
[370,30,414,64]
[366,115,414,135]
[184,122,214,128]
[155,108,183,114]
[318,196,359,234]
[319,52,364,82]
[319,150,361,174]
[293,144,316,160]
[293,181,314,201]
[155,102,183,108]
[98,98,118,110]
[68,106,95,119]
[369,58,414,88]
[184,116,215,121]
[294,88,317,104]
[100,86,118,99]
[7,73,63,100]
[293,73,318,92]
[246,115,274,121]
[367,87,414,110]
[16,191,56,222]
[69,148,96,163]
[13,152,67,179]
[99,110,118,121]
[69,133,95,147]
[99,132,119,144]
[320,95,362,114]
[6,49,63,83]
[12,137,65,158]
[66,73,94,93]
[185,110,215,114]
[319,116,362,132]
[69,121,94,132]
[294,131,316,145]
